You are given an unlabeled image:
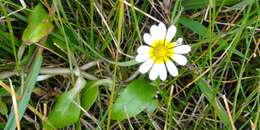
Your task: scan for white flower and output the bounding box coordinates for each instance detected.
[135,23,191,81]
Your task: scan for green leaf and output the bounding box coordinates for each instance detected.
[182,0,240,10]
[22,4,53,44]
[145,99,159,113]
[0,29,19,55]
[196,79,232,129]
[81,79,112,112]
[46,94,81,129]
[0,98,8,117]
[223,0,254,12]
[179,16,209,37]
[5,3,54,130]
[179,16,229,62]
[5,51,43,130]
[51,28,83,53]
[111,79,158,121]
[81,81,99,111]
[196,79,217,102]
[43,77,86,129]
[0,122,5,129]
[0,88,9,96]
[179,16,232,129]
[75,120,82,130]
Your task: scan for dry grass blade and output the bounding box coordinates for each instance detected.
[222,95,236,130]
[0,80,22,100]
[9,79,21,130]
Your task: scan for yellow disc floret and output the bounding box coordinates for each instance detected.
[149,40,175,64]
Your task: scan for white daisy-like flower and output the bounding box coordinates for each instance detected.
[135,23,191,81]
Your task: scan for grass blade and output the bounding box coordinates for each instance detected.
[4,50,43,130]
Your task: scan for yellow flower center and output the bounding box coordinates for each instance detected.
[149,40,175,64]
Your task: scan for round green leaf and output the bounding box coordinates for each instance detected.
[46,94,81,129]
[111,79,158,121]
[22,4,53,44]
[43,77,86,129]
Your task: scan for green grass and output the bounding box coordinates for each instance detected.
[0,0,259,129]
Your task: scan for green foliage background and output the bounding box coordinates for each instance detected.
[0,0,259,129]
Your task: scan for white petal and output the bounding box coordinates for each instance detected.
[158,63,167,81]
[166,25,177,41]
[176,38,183,45]
[172,54,188,65]
[174,45,191,54]
[149,63,160,80]
[135,54,149,62]
[143,33,153,45]
[166,61,178,77]
[157,23,167,39]
[150,24,158,37]
[139,59,154,74]
[150,24,162,40]
[137,45,150,54]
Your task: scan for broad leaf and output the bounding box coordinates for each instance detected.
[111,79,157,121]
[43,77,86,129]
[5,3,53,129]
[22,4,53,44]
[46,94,81,129]
[81,81,99,111]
